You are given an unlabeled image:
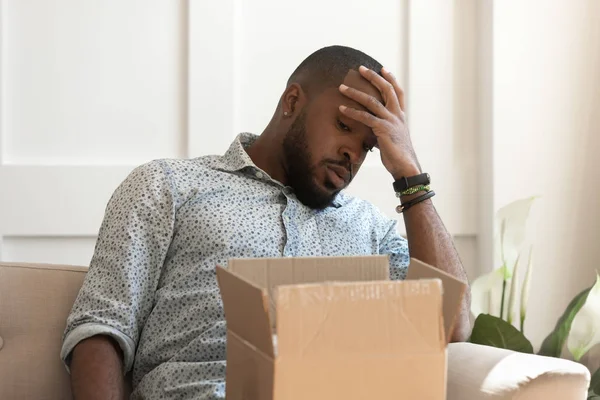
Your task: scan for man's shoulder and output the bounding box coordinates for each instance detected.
[120,156,224,195]
[147,154,222,171]
[132,155,222,179]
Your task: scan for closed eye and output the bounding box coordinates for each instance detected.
[337,119,351,132]
[337,118,373,153]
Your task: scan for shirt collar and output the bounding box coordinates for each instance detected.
[216,133,344,208]
[215,132,259,173]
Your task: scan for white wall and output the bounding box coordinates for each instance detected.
[7,2,598,350]
[4,0,186,165]
[0,0,478,271]
[492,0,600,347]
[0,1,187,264]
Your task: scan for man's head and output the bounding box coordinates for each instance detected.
[280,45,384,209]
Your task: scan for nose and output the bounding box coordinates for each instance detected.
[341,141,366,167]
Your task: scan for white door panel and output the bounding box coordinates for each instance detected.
[0,0,185,263]
[188,0,239,157]
[3,0,186,165]
[1,0,478,267]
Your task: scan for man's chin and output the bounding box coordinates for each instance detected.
[295,184,338,210]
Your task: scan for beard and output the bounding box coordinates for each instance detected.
[282,111,342,210]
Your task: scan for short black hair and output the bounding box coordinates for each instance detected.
[287,45,383,98]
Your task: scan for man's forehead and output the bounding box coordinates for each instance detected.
[342,69,383,103]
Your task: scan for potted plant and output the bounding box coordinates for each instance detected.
[469,197,600,399]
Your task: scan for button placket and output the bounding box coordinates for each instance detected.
[281,198,298,257]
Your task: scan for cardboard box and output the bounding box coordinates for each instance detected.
[216,255,467,400]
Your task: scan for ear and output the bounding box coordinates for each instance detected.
[282,83,306,116]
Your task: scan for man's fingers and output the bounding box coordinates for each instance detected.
[339,105,382,129]
[339,84,390,118]
[358,66,401,113]
[381,67,405,111]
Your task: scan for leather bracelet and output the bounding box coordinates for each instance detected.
[393,173,430,193]
[395,190,435,214]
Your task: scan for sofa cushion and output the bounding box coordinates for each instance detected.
[0,262,87,400]
[447,341,591,399]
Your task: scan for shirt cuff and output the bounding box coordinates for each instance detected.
[61,322,136,375]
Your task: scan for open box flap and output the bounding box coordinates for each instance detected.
[275,279,444,358]
[228,256,390,327]
[216,266,274,357]
[406,258,467,344]
[228,256,390,288]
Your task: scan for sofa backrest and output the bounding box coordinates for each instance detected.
[0,262,87,400]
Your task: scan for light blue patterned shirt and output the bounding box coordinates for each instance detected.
[61,133,409,399]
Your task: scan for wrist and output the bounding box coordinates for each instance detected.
[400,192,432,203]
[391,171,433,214]
[395,190,436,214]
[390,164,421,180]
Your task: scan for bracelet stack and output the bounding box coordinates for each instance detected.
[392,173,435,214]
[395,190,435,214]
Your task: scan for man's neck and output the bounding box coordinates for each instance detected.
[245,128,288,185]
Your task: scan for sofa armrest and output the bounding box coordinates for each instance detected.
[447,342,591,400]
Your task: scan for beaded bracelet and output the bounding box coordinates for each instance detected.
[396,184,431,197]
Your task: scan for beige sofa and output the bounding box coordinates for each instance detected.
[0,262,592,400]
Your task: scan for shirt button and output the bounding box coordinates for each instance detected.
[255,171,264,179]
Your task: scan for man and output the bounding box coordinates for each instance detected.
[62,45,471,399]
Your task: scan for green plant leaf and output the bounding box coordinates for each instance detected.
[568,274,600,361]
[588,367,600,397]
[468,313,534,353]
[538,286,591,357]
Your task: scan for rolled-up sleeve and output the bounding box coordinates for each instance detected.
[61,160,178,374]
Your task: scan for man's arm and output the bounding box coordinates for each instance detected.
[70,336,126,400]
[401,194,471,341]
[339,65,472,341]
[61,161,178,395]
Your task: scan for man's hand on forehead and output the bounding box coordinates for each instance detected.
[338,65,420,179]
[342,69,385,106]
